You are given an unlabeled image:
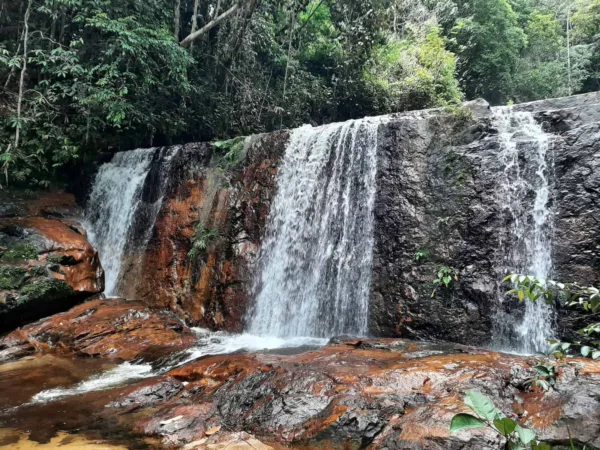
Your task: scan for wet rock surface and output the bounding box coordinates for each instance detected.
[0,192,104,332]
[6,338,592,450]
[371,92,600,344]
[117,133,289,331]
[0,298,196,362]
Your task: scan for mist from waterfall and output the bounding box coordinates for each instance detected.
[492,108,555,354]
[248,118,381,338]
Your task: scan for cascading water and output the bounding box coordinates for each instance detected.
[85,149,156,296]
[492,108,555,354]
[248,118,381,338]
[31,119,382,404]
[85,147,176,296]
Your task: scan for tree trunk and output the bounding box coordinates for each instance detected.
[190,0,201,47]
[14,0,32,151]
[174,0,181,42]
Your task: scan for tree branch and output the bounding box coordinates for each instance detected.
[180,1,244,48]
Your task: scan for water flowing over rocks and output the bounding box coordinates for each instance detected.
[2,336,598,449]
[371,92,600,345]
[2,93,600,450]
[71,92,600,346]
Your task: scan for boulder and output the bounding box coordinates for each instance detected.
[0,192,104,331]
[0,297,197,362]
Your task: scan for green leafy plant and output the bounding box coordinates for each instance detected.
[450,390,547,450]
[431,265,458,297]
[523,363,559,392]
[188,224,221,261]
[414,248,431,262]
[505,274,600,360]
[437,216,451,226]
[212,137,246,170]
[1,243,38,261]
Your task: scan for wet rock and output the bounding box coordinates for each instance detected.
[117,133,289,331]
[107,377,184,408]
[102,338,600,449]
[0,193,104,331]
[1,298,196,361]
[370,91,600,345]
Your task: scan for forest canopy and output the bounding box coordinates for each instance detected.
[0,0,598,187]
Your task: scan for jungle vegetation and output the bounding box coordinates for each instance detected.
[0,0,598,186]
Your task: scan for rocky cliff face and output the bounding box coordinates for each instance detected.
[117,132,289,331]
[370,92,600,344]
[90,93,600,345]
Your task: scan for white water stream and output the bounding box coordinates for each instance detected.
[84,149,156,296]
[492,108,555,354]
[248,118,381,337]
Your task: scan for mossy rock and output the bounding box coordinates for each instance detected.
[29,265,48,277]
[18,278,75,304]
[1,243,38,262]
[0,266,29,290]
[47,254,77,266]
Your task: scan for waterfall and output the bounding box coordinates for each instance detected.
[248,118,381,338]
[85,148,176,296]
[492,108,555,354]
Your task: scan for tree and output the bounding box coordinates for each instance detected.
[450,0,527,104]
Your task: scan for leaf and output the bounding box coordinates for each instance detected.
[531,443,551,450]
[581,346,591,357]
[561,343,571,351]
[450,414,486,432]
[493,418,517,436]
[533,365,551,376]
[464,390,500,422]
[592,351,600,360]
[516,424,536,444]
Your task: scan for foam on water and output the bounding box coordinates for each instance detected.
[29,332,327,404]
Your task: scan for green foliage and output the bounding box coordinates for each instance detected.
[505,274,600,360]
[450,0,527,104]
[414,248,431,262]
[442,105,475,127]
[524,363,559,391]
[450,390,542,448]
[431,265,458,297]
[188,224,221,261]
[1,243,38,261]
[364,24,464,112]
[18,278,74,303]
[4,0,600,187]
[0,266,29,290]
[212,137,246,170]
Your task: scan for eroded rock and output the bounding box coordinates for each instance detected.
[0,192,104,332]
[99,339,600,449]
[0,298,196,361]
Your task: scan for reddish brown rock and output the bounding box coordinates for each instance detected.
[1,298,196,361]
[118,134,288,331]
[104,339,600,449]
[0,192,104,331]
